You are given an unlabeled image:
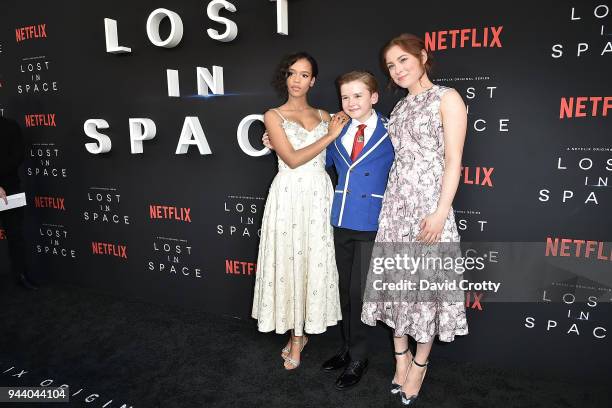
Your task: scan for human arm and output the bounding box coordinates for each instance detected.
[264,110,348,169]
[417,89,467,243]
[320,111,336,169]
[264,112,339,169]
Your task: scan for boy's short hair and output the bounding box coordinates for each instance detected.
[336,71,379,94]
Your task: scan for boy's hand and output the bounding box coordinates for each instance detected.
[262,132,273,150]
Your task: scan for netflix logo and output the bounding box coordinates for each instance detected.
[149,205,192,223]
[91,242,128,259]
[225,259,257,276]
[25,113,56,127]
[15,24,47,43]
[461,166,494,187]
[546,237,612,262]
[34,196,65,210]
[425,26,503,51]
[465,291,484,311]
[559,96,611,119]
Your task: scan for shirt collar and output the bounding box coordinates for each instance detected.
[351,109,378,129]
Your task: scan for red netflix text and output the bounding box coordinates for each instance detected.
[149,205,192,222]
[545,237,612,261]
[25,113,56,127]
[15,24,47,42]
[34,196,65,210]
[425,26,503,51]
[461,167,494,187]
[465,291,484,311]
[91,242,128,259]
[225,259,257,276]
[559,96,611,119]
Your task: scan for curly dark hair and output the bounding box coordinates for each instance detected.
[271,52,319,98]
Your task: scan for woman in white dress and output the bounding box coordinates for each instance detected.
[252,52,349,370]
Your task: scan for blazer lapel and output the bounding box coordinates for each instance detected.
[334,121,352,165]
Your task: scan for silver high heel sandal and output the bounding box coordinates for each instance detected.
[391,347,412,394]
[400,358,428,405]
[282,335,308,360]
[284,336,308,370]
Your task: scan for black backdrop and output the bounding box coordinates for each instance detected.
[1,0,610,379]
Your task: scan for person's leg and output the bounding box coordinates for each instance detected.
[284,330,308,370]
[401,338,433,397]
[333,227,356,351]
[392,335,413,389]
[333,230,378,389]
[321,228,354,372]
[348,231,377,361]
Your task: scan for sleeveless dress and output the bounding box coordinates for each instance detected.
[361,85,469,343]
[252,109,342,336]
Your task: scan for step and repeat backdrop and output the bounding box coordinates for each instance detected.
[1,0,610,378]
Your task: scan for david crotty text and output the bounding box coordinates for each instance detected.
[372,279,501,293]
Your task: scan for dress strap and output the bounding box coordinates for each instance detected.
[271,109,287,121]
[317,109,323,120]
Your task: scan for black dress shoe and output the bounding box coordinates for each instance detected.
[19,274,39,290]
[321,350,351,372]
[335,359,368,390]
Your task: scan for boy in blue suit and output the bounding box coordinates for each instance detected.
[321,71,394,390]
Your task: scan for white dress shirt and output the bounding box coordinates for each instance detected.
[341,110,378,155]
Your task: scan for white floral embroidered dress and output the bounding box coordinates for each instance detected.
[252,110,341,335]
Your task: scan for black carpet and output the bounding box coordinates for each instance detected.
[1,275,609,408]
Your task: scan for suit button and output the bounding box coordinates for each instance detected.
[364,172,370,176]
[349,169,353,172]
[361,194,366,198]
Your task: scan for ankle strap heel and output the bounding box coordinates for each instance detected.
[399,359,429,405]
[412,358,428,368]
[391,348,412,394]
